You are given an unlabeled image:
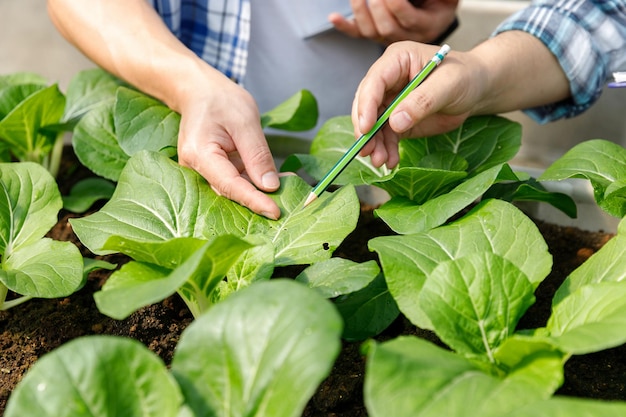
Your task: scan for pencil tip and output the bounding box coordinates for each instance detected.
[303,192,317,208]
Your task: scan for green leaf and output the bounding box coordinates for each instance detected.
[1,238,83,299]
[376,164,504,234]
[71,100,129,181]
[399,115,521,174]
[260,89,318,131]
[289,115,520,205]
[295,258,380,298]
[334,273,400,341]
[0,83,46,120]
[370,199,551,329]
[62,68,123,124]
[0,162,83,302]
[539,139,626,217]
[419,252,535,359]
[71,151,359,271]
[171,279,342,417]
[95,235,252,319]
[553,216,626,304]
[0,162,63,254]
[547,282,626,354]
[70,151,210,250]
[372,167,466,201]
[0,84,65,163]
[114,87,179,157]
[364,336,560,417]
[484,178,577,219]
[4,336,182,417]
[62,177,116,213]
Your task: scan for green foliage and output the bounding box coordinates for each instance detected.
[72,88,320,182]
[70,150,360,318]
[0,69,122,176]
[0,162,83,310]
[6,280,342,417]
[285,115,576,233]
[365,199,626,415]
[540,139,626,218]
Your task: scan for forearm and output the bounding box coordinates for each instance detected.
[468,30,570,116]
[47,0,225,113]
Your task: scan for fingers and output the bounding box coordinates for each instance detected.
[177,91,282,220]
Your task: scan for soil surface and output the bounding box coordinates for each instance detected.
[1,149,624,415]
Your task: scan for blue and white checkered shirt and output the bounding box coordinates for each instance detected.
[494,0,626,123]
[146,0,250,83]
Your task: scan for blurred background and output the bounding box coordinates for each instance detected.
[1,0,624,170]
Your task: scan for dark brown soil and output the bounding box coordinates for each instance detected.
[0,149,624,415]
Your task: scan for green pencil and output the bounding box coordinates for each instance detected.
[303,44,451,208]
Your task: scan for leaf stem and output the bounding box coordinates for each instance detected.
[1,294,32,310]
[47,132,65,178]
[0,284,7,310]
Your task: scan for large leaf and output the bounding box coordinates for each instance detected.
[370,199,551,329]
[1,238,83,299]
[420,252,535,358]
[171,279,342,417]
[546,282,626,354]
[114,87,179,156]
[0,83,46,120]
[539,139,626,217]
[0,84,65,162]
[286,115,520,204]
[72,100,129,181]
[553,216,626,304]
[364,336,562,417]
[4,336,182,417]
[398,115,521,175]
[0,162,83,301]
[71,150,359,276]
[94,235,252,319]
[295,258,380,298]
[375,164,505,234]
[62,68,122,124]
[0,162,61,253]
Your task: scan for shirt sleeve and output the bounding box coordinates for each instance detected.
[492,0,626,124]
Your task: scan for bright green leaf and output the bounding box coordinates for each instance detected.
[171,279,342,417]
[370,199,551,329]
[4,336,182,417]
[420,252,535,359]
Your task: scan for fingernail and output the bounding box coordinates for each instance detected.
[261,211,279,221]
[358,115,368,134]
[262,172,280,190]
[391,111,412,132]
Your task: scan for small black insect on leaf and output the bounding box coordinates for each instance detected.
[322,242,330,250]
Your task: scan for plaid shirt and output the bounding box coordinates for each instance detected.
[146,0,250,83]
[494,0,626,123]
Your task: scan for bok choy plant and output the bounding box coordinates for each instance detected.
[284,115,577,234]
[0,69,122,177]
[5,279,342,417]
[0,162,83,309]
[69,150,360,319]
[363,193,626,416]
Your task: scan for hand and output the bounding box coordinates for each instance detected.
[351,41,479,168]
[329,0,459,44]
[176,71,282,220]
[351,34,571,169]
